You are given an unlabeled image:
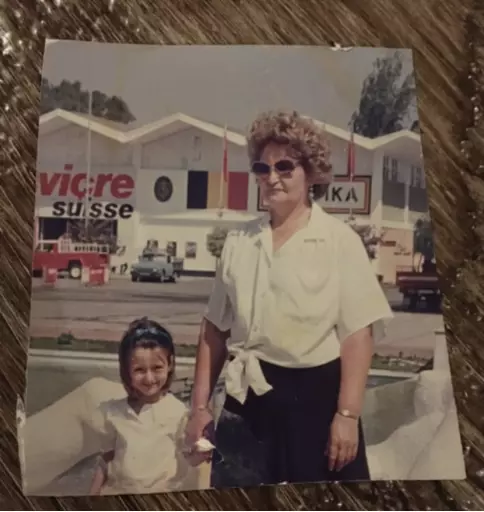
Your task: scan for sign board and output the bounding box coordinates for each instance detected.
[257,176,372,215]
[319,176,371,215]
[36,167,135,219]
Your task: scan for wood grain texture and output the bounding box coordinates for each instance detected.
[1,0,484,509]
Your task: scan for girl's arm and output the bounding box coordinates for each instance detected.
[89,463,106,496]
[89,451,114,495]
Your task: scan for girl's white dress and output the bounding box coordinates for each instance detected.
[97,393,195,495]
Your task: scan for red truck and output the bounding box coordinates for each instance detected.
[395,216,441,311]
[32,239,110,279]
[396,260,441,311]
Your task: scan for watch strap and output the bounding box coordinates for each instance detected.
[337,409,359,420]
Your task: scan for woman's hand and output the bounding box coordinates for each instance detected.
[326,413,359,472]
[184,408,215,467]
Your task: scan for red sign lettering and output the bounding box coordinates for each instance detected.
[37,172,135,200]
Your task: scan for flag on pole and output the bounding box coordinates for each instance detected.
[84,90,92,232]
[347,129,355,219]
[347,130,355,180]
[218,125,228,214]
[222,125,228,185]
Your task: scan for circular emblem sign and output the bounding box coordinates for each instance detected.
[154,176,173,203]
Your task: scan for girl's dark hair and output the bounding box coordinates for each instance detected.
[118,317,175,394]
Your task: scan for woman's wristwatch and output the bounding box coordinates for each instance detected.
[336,409,359,420]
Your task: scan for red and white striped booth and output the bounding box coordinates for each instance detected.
[42,267,58,285]
[81,266,110,286]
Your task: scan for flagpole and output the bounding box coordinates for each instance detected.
[84,89,92,234]
[217,124,228,216]
[348,122,355,219]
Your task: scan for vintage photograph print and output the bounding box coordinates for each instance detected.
[19,42,466,496]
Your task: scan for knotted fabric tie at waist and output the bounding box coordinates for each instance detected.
[225,349,273,404]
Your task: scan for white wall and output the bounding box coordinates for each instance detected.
[36,126,139,264]
[327,135,374,177]
[139,128,262,216]
[36,126,136,215]
[37,125,132,168]
[135,168,188,217]
[35,122,426,275]
[365,335,465,481]
[381,155,428,229]
[139,221,215,273]
[140,127,249,172]
[116,213,139,265]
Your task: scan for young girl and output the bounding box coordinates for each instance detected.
[89,317,197,495]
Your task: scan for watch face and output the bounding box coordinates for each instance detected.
[153,176,173,203]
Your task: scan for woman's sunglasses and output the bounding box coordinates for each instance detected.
[251,159,298,176]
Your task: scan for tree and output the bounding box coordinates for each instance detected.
[351,51,416,138]
[40,78,136,124]
[410,119,420,133]
[206,227,228,260]
[345,217,381,261]
[413,215,434,268]
[66,220,119,254]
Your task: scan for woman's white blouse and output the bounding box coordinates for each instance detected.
[98,393,194,494]
[204,202,394,404]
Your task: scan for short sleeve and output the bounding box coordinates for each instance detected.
[166,400,199,490]
[98,402,117,453]
[203,233,235,332]
[336,226,393,344]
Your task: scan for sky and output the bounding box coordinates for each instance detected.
[42,42,417,132]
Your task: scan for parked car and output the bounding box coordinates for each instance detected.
[130,252,177,283]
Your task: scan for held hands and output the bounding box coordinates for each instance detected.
[326,412,359,472]
[184,408,215,467]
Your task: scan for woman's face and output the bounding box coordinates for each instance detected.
[128,346,172,402]
[255,143,311,211]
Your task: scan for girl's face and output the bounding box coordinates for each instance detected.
[128,346,172,402]
[255,143,312,212]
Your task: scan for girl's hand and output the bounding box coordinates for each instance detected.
[89,462,107,495]
[326,413,359,472]
[184,408,215,467]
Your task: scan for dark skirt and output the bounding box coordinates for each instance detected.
[210,357,370,488]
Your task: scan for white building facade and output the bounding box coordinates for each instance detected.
[36,110,425,282]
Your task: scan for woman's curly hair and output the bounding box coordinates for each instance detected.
[247,110,332,199]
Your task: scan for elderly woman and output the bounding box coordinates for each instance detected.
[185,110,393,486]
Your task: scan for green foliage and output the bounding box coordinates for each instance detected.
[411,119,420,133]
[413,215,434,260]
[345,217,381,261]
[207,227,229,259]
[66,220,119,254]
[40,78,136,124]
[351,51,416,138]
[56,332,75,346]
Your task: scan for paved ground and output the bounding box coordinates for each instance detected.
[29,276,444,358]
